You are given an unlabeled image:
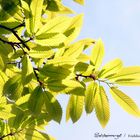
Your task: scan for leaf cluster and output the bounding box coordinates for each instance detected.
[0,0,140,139]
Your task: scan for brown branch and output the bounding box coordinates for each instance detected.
[76,73,96,81]
[0,129,23,140]
[0,24,30,51]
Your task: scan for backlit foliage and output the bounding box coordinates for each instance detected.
[0,0,140,139]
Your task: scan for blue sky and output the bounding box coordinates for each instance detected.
[46,1,140,140]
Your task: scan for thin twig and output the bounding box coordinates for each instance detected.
[0,24,30,51]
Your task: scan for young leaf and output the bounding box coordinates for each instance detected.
[43,91,62,123]
[110,87,140,117]
[36,16,72,36]
[63,40,89,58]
[85,82,97,114]
[73,0,85,5]
[109,67,140,86]
[45,79,85,96]
[22,55,34,85]
[29,49,54,59]
[20,0,33,35]
[98,58,123,79]
[66,95,84,123]
[30,0,44,33]
[3,75,23,100]
[28,86,44,116]
[94,86,110,128]
[25,129,55,140]
[64,14,83,44]
[39,64,71,80]
[47,56,77,68]
[46,0,74,14]
[0,70,8,96]
[35,33,66,46]
[91,39,105,70]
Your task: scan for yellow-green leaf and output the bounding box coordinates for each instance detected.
[0,70,8,96]
[98,58,123,79]
[110,87,140,117]
[109,66,140,86]
[91,39,105,70]
[85,82,97,114]
[22,55,34,85]
[94,86,110,128]
[73,0,85,5]
[66,95,84,123]
[43,91,62,123]
[46,0,74,14]
[30,0,44,33]
[64,14,83,45]
[36,16,72,36]
[35,33,66,46]
[20,0,32,35]
[28,86,44,116]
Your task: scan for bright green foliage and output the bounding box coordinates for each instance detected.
[0,0,140,139]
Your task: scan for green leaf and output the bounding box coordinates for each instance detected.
[29,49,54,59]
[85,82,97,114]
[43,91,62,123]
[64,14,83,44]
[0,0,23,21]
[94,86,110,128]
[109,67,140,86]
[66,95,84,123]
[20,0,33,35]
[25,129,55,140]
[40,64,71,80]
[30,0,44,33]
[73,0,85,5]
[22,55,34,85]
[0,70,8,96]
[63,40,85,58]
[3,75,23,100]
[110,87,140,117]
[0,104,15,120]
[98,58,123,79]
[36,16,72,36]
[28,86,44,116]
[45,79,85,95]
[8,106,25,129]
[46,0,74,14]
[47,56,77,68]
[91,39,105,70]
[74,62,95,76]
[77,53,90,62]
[35,33,67,46]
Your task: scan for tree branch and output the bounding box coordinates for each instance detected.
[0,24,30,51]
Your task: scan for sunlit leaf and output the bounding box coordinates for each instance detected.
[66,95,84,123]
[98,58,123,79]
[30,0,44,33]
[94,85,110,128]
[36,16,71,36]
[35,33,66,46]
[46,0,74,14]
[110,87,140,117]
[43,91,62,123]
[64,14,83,44]
[40,64,71,80]
[73,0,85,5]
[0,70,8,96]
[91,39,104,70]
[28,86,44,116]
[22,55,34,85]
[3,75,23,100]
[85,81,97,114]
